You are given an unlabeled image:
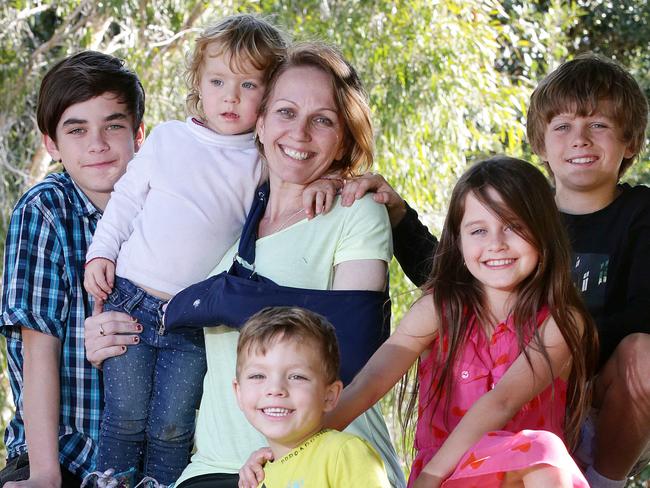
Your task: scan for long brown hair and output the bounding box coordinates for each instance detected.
[399,156,597,451]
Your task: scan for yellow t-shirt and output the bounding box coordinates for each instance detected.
[260,430,390,488]
[176,196,404,487]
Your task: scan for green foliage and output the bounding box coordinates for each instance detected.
[570,0,650,66]
[628,464,650,488]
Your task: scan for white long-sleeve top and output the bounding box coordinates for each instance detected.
[86,117,262,295]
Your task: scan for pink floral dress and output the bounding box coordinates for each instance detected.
[408,307,588,487]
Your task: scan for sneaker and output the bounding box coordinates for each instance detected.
[81,468,137,488]
[134,477,166,488]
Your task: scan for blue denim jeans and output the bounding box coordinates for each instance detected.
[97,277,206,484]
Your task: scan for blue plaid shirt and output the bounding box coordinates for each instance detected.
[1,171,102,476]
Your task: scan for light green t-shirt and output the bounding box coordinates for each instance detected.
[259,430,390,488]
[176,195,405,487]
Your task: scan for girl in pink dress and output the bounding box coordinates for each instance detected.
[328,156,598,487]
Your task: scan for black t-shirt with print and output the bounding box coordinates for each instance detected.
[561,183,650,365]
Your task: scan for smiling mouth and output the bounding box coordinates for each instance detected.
[281,145,311,161]
[84,161,115,168]
[262,407,293,417]
[484,259,515,267]
[567,156,597,164]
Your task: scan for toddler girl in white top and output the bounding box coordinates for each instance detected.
[83,14,287,484]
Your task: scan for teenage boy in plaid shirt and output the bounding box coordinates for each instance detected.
[0,51,145,487]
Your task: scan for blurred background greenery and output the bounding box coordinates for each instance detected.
[1,0,649,485]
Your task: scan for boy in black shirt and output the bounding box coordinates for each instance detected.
[526,54,650,488]
[341,53,650,488]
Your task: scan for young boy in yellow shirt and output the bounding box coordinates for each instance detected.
[233,307,390,488]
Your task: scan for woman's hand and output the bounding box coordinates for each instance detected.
[238,447,274,488]
[340,173,407,227]
[84,300,141,369]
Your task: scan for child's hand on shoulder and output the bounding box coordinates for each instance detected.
[238,447,274,488]
[302,177,344,219]
[84,257,115,301]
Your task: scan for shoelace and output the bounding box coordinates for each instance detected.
[81,469,122,488]
[80,468,164,488]
[134,476,164,488]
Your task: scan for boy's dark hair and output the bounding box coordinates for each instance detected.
[37,51,145,141]
[236,307,340,385]
[527,52,648,177]
[186,14,288,119]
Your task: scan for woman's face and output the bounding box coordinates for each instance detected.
[256,66,345,185]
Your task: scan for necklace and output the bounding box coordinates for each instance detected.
[268,207,305,235]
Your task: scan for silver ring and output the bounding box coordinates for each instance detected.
[99,323,105,336]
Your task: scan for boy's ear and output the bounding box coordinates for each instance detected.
[232,378,244,411]
[624,143,636,160]
[134,122,145,152]
[43,134,61,162]
[323,380,343,413]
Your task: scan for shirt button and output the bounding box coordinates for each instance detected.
[491,382,496,390]
[461,370,469,379]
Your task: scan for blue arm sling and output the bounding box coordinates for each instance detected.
[164,182,391,384]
